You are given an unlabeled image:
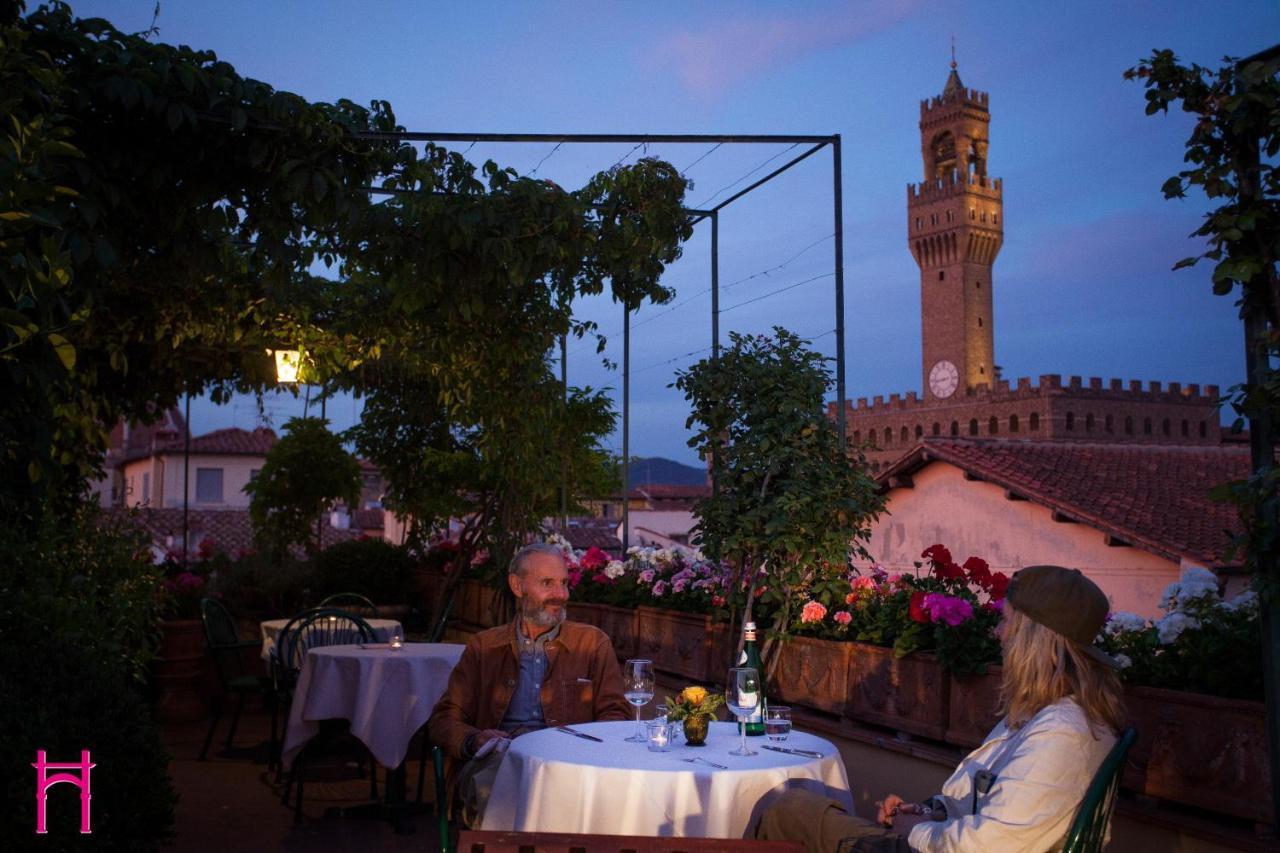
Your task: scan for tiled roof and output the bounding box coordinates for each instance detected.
[558,522,623,554]
[637,484,710,500]
[879,439,1253,569]
[120,426,278,464]
[117,507,379,558]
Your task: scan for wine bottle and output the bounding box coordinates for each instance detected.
[738,621,766,735]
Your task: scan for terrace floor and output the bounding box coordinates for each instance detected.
[161,702,446,852]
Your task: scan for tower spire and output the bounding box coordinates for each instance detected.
[951,35,956,70]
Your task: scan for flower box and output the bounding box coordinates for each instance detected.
[770,635,854,715]
[636,606,730,682]
[1123,685,1272,825]
[456,579,506,629]
[844,643,950,740]
[946,666,1003,748]
[596,604,639,661]
[152,618,207,722]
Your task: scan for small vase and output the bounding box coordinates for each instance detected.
[683,714,710,746]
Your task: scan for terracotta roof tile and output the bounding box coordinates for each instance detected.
[880,439,1252,569]
[115,507,379,558]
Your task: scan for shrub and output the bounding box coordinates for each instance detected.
[206,552,315,620]
[0,505,175,849]
[0,634,176,850]
[313,537,415,604]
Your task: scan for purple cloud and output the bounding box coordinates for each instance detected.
[649,1,921,99]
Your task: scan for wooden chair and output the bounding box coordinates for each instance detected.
[198,597,274,762]
[1061,727,1137,853]
[456,831,803,853]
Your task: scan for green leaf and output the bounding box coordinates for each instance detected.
[47,333,75,370]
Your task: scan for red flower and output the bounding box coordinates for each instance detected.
[711,594,726,608]
[591,572,611,585]
[989,572,1010,600]
[909,590,930,623]
[921,544,953,566]
[933,560,965,581]
[580,547,610,572]
[963,556,992,588]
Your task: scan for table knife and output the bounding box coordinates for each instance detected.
[555,725,603,742]
[762,744,823,759]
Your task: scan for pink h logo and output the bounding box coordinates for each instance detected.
[31,750,94,834]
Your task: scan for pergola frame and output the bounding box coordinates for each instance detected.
[358,131,848,550]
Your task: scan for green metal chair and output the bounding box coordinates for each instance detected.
[199,597,274,762]
[1061,727,1137,853]
[431,744,453,853]
[280,607,377,823]
[319,592,379,618]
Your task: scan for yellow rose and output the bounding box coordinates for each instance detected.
[681,686,708,706]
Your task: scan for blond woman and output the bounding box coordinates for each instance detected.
[758,565,1125,852]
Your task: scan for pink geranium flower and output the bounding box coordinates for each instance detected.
[800,601,827,623]
[833,610,853,625]
[922,593,974,626]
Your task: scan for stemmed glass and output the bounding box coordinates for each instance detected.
[727,666,760,756]
[623,659,655,743]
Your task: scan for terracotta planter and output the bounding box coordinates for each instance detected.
[456,580,507,629]
[946,666,1004,747]
[770,636,854,715]
[1123,685,1272,824]
[636,607,728,682]
[844,643,949,740]
[152,619,207,722]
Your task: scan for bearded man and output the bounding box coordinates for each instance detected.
[427,543,629,825]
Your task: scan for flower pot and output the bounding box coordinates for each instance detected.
[844,643,949,740]
[946,666,1004,747]
[636,607,722,682]
[152,619,207,722]
[683,714,710,746]
[1123,685,1272,824]
[770,636,854,715]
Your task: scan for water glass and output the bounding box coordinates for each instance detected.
[727,666,760,756]
[766,705,792,741]
[646,718,670,752]
[623,659,655,743]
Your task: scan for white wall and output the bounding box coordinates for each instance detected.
[856,463,1184,619]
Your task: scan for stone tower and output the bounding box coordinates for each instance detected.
[908,61,1003,401]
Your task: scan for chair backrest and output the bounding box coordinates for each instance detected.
[457,831,803,853]
[200,597,245,683]
[278,607,375,676]
[270,607,324,697]
[319,592,379,619]
[1061,726,1137,853]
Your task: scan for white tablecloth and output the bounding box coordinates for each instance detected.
[259,616,404,661]
[281,642,464,770]
[481,720,852,838]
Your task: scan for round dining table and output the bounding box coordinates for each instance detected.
[480,720,852,839]
[281,642,464,770]
[258,616,404,661]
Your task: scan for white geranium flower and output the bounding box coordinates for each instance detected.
[1114,653,1133,669]
[1221,589,1259,614]
[1105,611,1147,636]
[1179,566,1218,587]
[1156,611,1199,645]
[603,560,625,580]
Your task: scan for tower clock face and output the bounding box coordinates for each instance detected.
[929,360,959,399]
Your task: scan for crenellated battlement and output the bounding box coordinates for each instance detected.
[921,88,988,114]
[832,374,1219,417]
[909,173,1002,204]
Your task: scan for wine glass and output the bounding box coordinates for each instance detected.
[766,705,792,742]
[623,659,655,743]
[727,666,760,756]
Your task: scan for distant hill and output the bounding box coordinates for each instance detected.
[627,457,707,486]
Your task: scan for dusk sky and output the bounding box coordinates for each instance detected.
[69,1,1280,466]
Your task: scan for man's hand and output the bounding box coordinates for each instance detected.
[875,794,908,827]
[472,729,509,751]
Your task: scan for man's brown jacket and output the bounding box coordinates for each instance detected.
[427,619,630,758]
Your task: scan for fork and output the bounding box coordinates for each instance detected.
[682,756,727,769]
